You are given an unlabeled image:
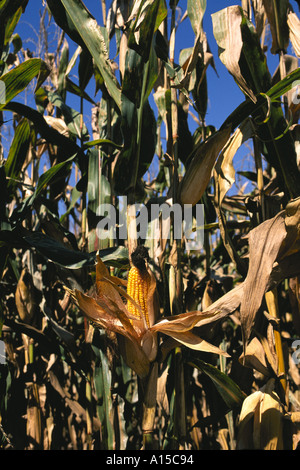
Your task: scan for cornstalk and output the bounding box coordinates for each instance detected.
[23,334,42,449]
[169,3,186,449]
[142,363,159,450]
[85,373,93,449]
[80,96,87,249]
[80,93,94,447]
[253,135,265,220]
[169,1,182,315]
[265,289,287,396]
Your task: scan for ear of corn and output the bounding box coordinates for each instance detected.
[127,266,151,326]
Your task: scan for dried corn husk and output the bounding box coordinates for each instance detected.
[15,269,36,324]
[178,127,231,206]
[237,379,284,449]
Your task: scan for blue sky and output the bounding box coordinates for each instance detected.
[15,0,298,131]
[9,0,300,193]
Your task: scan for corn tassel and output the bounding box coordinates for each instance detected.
[127,266,151,326]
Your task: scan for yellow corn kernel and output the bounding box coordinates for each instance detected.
[127,266,150,326]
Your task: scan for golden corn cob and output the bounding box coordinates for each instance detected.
[127,265,151,326]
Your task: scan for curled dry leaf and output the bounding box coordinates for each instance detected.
[201,279,224,311]
[199,197,300,349]
[251,0,266,39]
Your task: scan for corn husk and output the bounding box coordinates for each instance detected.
[15,269,36,324]
[178,127,231,206]
[237,379,284,449]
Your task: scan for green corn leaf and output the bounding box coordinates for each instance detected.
[93,345,115,450]
[23,230,128,269]
[6,153,78,223]
[57,39,69,102]
[0,58,49,110]
[266,67,300,102]
[27,153,77,206]
[78,43,94,91]
[46,90,89,140]
[83,138,123,150]
[220,68,300,133]
[57,0,122,110]
[0,0,28,56]
[4,6,22,46]
[190,358,246,410]
[5,118,31,190]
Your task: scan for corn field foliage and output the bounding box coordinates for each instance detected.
[1,0,300,451]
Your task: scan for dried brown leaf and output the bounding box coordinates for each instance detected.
[288,276,300,335]
[287,10,300,58]
[161,329,230,356]
[74,290,140,341]
[239,336,270,376]
[214,120,253,275]
[150,309,220,334]
[212,6,257,102]
[240,211,287,346]
[214,119,253,208]
[182,199,300,348]
[252,0,266,38]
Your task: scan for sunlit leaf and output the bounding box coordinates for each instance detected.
[58,0,122,109]
[0,59,49,110]
[212,6,257,102]
[187,0,206,34]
